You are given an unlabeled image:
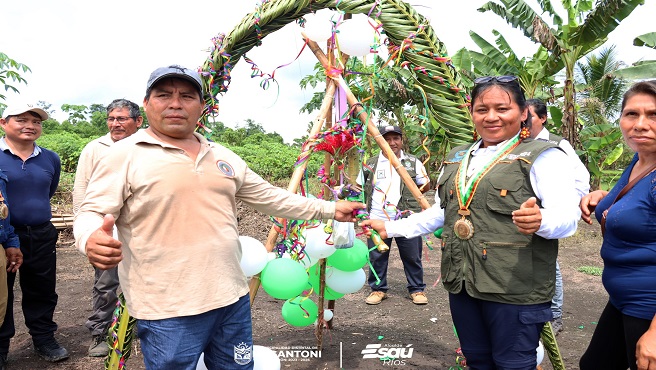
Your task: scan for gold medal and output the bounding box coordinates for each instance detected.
[454,209,474,240]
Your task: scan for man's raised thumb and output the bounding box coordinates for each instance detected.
[521,197,537,209]
[100,214,115,236]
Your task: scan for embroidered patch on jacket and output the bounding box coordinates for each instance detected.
[448,150,467,162]
[217,160,235,177]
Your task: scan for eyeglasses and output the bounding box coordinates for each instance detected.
[107,116,133,123]
[473,75,519,85]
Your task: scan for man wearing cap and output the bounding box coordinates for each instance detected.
[361,125,430,305]
[0,105,68,364]
[72,98,143,357]
[74,64,365,369]
[527,99,590,335]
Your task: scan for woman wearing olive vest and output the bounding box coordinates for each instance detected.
[361,76,580,369]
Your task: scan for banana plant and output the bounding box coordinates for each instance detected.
[478,0,646,151]
[451,30,558,100]
[612,32,656,79]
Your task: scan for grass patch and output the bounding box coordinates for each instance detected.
[577,266,603,276]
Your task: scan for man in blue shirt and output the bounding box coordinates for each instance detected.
[0,104,67,366]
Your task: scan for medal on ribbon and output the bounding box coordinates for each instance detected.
[453,137,521,240]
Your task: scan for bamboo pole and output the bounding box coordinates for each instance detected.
[303,35,431,211]
[248,82,337,305]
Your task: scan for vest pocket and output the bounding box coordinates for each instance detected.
[440,236,461,285]
[485,175,525,215]
[472,241,533,294]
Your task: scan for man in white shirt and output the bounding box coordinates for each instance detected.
[528,98,590,335]
[361,125,430,305]
[72,99,143,357]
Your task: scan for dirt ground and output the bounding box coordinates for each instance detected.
[5,200,607,370]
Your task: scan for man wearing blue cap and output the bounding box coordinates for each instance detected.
[74,65,365,369]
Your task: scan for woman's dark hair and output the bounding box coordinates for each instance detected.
[526,99,548,119]
[621,80,656,112]
[470,77,531,132]
[471,78,527,111]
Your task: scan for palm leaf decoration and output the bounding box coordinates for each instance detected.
[105,293,137,370]
[540,321,565,370]
[200,0,473,147]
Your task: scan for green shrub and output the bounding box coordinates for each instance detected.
[38,132,95,172]
[577,266,603,276]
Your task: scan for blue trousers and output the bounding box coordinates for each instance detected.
[550,260,563,319]
[137,294,254,370]
[367,236,425,293]
[450,288,551,370]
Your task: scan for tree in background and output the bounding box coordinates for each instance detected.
[451,30,558,100]
[613,31,656,79]
[0,52,31,116]
[479,0,645,150]
[575,46,629,190]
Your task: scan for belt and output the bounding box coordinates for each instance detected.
[13,221,52,231]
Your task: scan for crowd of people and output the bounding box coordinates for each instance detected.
[0,67,654,370]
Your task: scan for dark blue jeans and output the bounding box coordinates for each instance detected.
[449,288,551,370]
[0,222,59,352]
[137,294,254,370]
[367,236,425,293]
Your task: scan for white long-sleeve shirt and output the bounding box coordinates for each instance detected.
[388,140,581,240]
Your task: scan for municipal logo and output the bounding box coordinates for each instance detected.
[217,160,235,177]
[234,342,252,365]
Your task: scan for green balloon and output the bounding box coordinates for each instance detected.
[281,296,318,327]
[433,227,443,238]
[261,258,308,300]
[326,238,369,272]
[307,264,345,300]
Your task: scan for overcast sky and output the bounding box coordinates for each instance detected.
[3,0,655,143]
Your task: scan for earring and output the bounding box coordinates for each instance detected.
[472,130,478,141]
[519,122,530,140]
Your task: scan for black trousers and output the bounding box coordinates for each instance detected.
[580,300,652,370]
[0,222,59,353]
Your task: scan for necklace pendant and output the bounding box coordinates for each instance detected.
[454,215,474,240]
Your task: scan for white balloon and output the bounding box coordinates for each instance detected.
[303,224,336,260]
[323,309,334,321]
[254,345,281,370]
[337,17,375,56]
[301,13,333,43]
[298,254,318,269]
[239,236,269,277]
[325,267,366,294]
[536,340,544,365]
[196,353,207,370]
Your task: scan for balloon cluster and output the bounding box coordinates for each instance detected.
[240,223,370,327]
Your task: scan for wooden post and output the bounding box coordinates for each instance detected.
[248,82,337,305]
[303,34,430,211]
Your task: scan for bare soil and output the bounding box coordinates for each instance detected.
[6,200,606,370]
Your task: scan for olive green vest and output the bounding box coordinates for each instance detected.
[363,154,422,216]
[436,139,560,304]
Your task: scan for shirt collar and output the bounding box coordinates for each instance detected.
[0,137,41,157]
[380,150,406,162]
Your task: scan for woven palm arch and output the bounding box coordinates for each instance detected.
[200,0,473,146]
